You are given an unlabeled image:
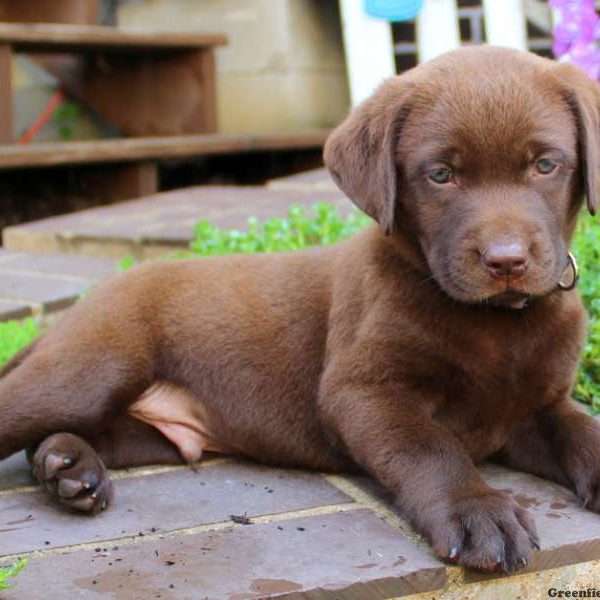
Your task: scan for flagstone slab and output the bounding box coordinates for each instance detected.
[0,250,116,321]
[7,510,446,599]
[0,461,352,556]
[3,185,351,260]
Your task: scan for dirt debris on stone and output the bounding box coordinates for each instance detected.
[230,513,253,525]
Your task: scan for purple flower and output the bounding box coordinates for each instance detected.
[550,0,600,80]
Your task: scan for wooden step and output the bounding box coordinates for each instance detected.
[0,130,331,170]
[0,23,227,141]
[0,23,227,52]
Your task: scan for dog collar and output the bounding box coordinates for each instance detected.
[557,251,579,292]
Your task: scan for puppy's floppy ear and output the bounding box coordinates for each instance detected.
[324,78,413,234]
[556,64,600,216]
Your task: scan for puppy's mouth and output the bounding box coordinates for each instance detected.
[486,290,532,310]
[426,248,561,310]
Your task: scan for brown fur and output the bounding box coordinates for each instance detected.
[2,47,600,573]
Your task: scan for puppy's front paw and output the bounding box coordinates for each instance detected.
[568,465,600,513]
[31,433,112,514]
[428,489,540,573]
[557,433,600,513]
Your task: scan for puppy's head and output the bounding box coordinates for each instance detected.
[325,47,600,308]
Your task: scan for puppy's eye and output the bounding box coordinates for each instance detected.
[428,167,453,184]
[535,158,558,175]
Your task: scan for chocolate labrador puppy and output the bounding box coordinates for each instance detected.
[2,46,600,573]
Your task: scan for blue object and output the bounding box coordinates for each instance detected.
[364,0,424,22]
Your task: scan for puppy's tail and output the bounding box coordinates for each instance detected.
[0,338,40,378]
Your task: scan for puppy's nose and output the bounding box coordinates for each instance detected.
[482,242,528,279]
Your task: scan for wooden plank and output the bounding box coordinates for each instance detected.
[0,131,331,170]
[197,48,218,134]
[0,0,99,25]
[482,0,527,51]
[417,0,461,64]
[339,0,396,106]
[524,0,553,33]
[0,44,12,144]
[0,23,227,53]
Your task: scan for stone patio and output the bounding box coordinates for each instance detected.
[2,452,600,598]
[0,249,116,321]
[266,167,337,193]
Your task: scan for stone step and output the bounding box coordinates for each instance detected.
[3,184,350,260]
[0,249,115,321]
[267,166,337,192]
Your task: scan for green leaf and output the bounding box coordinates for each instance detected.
[0,319,39,368]
[117,255,136,272]
[187,203,372,258]
[0,558,28,591]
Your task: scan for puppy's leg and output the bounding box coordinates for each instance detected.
[496,399,600,511]
[88,415,184,469]
[0,317,154,462]
[320,384,539,573]
[29,417,183,514]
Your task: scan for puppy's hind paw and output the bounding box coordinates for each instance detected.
[31,433,112,514]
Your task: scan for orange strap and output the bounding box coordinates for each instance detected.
[18,88,66,145]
